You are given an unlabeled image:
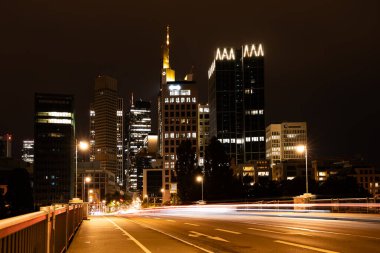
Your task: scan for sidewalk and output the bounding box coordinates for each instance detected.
[67,216,144,253]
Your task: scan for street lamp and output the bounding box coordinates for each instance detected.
[296,145,308,194]
[160,188,164,205]
[75,140,89,198]
[196,175,204,202]
[83,176,91,202]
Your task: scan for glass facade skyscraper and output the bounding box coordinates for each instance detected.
[34,93,75,207]
[127,99,151,191]
[208,44,265,165]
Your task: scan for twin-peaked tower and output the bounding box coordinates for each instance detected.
[158,26,198,201]
[208,44,266,166]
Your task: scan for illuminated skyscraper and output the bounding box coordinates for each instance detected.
[158,26,199,201]
[197,104,210,167]
[21,139,34,163]
[89,76,124,187]
[116,97,124,186]
[127,98,152,191]
[208,44,265,165]
[34,93,75,207]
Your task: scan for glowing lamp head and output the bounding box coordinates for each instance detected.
[160,188,164,193]
[79,141,89,151]
[296,145,306,154]
[88,189,93,194]
[196,175,203,182]
[85,177,91,183]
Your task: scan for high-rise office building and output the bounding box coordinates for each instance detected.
[197,104,210,167]
[158,27,198,200]
[266,122,307,166]
[90,75,125,187]
[0,134,12,158]
[21,139,34,163]
[127,98,152,191]
[208,44,265,165]
[116,97,124,186]
[34,93,75,207]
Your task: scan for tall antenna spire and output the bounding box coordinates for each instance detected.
[131,92,134,107]
[163,25,170,69]
[166,25,170,46]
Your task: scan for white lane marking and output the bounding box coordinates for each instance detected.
[184,223,200,227]
[105,217,151,253]
[126,218,214,253]
[249,222,380,240]
[249,227,288,234]
[274,240,340,253]
[248,227,312,237]
[189,231,229,242]
[215,228,241,235]
[166,219,176,222]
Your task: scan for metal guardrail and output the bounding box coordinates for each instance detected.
[0,203,85,253]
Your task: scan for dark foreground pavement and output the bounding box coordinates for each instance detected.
[68,211,380,253]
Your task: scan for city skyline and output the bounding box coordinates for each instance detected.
[0,0,379,165]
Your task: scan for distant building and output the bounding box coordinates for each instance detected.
[77,161,116,202]
[21,139,34,164]
[313,159,380,196]
[158,26,198,201]
[272,159,312,181]
[350,166,380,197]
[208,44,265,165]
[312,159,351,182]
[236,160,271,185]
[0,134,12,158]
[266,122,307,167]
[90,75,124,187]
[34,93,75,207]
[116,97,124,186]
[127,98,152,191]
[197,104,210,167]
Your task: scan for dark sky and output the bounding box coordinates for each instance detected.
[1,1,379,165]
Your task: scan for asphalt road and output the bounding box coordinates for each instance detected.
[68,210,380,253]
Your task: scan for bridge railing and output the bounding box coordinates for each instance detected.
[0,203,85,253]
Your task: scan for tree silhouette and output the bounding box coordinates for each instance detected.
[175,140,201,202]
[5,168,33,216]
[204,137,238,200]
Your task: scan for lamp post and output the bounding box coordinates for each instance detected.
[296,145,308,194]
[75,140,89,198]
[196,175,204,202]
[83,176,91,202]
[160,188,164,205]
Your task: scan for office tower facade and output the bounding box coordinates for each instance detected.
[266,122,307,166]
[197,104,210,167]
[158,27,198,200]
[208,44,265,165]
[21,139,34,163]
[34,93,75,206]
[127,99,152,191]
[91,75,121,185]
[0,134,12,158]
[116,97,124,186]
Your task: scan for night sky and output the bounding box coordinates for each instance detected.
[1,1,379,165]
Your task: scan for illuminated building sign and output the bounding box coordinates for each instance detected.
[215,48,235,61]
[168,84,181,90]
[243,44,264,57]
